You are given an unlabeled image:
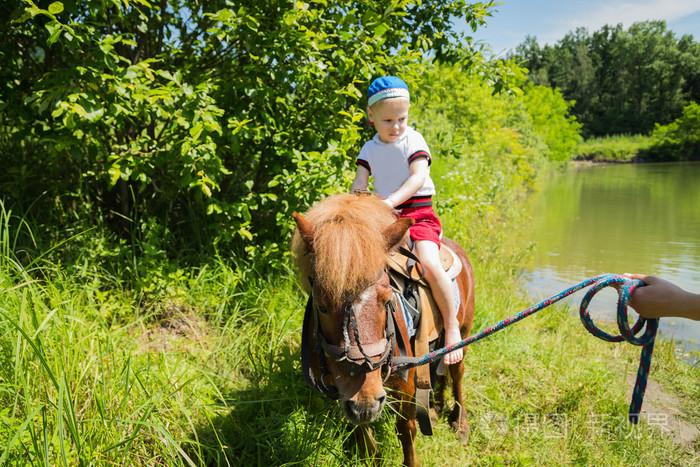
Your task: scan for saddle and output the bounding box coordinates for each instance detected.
[388,243,463,286]
[387,243,462,435]
[388,242,462,340]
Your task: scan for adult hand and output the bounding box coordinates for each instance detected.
[623,274,700,321]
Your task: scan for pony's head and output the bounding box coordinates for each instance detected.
[292,193,413,423]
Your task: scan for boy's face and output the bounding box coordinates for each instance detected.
[367,98,410,144]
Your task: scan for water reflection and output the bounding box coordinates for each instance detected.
[520,162,700,355]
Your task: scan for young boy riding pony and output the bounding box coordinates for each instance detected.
[350,76,463,365]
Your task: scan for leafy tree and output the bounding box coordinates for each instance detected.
[677,35,700,104]
[615,21,686,133]
[0,0,502,274]
[586,24,625,136]
[512,21,700,137]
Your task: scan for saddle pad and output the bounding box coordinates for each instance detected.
[387,243,462,284]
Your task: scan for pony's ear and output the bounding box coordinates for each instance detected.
[382,217,414,251]
[292,212,315,249]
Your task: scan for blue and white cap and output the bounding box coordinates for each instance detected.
[367,76,410,107]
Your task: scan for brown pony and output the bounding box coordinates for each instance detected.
[292,193,475,466]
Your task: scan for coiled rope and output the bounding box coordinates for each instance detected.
[390,273,659,424]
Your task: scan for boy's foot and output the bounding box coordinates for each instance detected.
[444,326,464,365]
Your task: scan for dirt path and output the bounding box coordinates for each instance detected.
[626,373,699,448]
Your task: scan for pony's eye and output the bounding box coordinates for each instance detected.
[317,304,329,314]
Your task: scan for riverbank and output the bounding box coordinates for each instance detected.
[574,133,700,163]
[3,157,700,464]
[573,134,654,163]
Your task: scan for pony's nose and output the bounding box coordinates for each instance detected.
[343,391,387,424]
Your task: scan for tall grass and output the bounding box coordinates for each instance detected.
[0,201,271,463]
[0,207,356,464]
[574,134,655,162]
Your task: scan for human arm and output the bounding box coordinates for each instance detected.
[383,157,429,209]
[350,165,370,193]
[624,274,700,321]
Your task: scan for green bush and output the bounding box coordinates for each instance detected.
[521,84,582,161]
[573,134,654,162]
[650,101,700,160]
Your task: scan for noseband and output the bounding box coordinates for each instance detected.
[301,273,397,399]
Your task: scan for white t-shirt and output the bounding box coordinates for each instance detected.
[356,126,435,199]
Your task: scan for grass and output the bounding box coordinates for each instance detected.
[2,248,698,465]
[574,134,655,162]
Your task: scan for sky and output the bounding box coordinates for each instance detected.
[469,0,700,57]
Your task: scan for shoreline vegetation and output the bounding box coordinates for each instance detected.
[1,2,699,464]
[575,130,700,164]
[574,135,656,163]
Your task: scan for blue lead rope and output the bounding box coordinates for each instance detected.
[390,273,659,424]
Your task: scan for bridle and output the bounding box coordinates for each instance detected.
[301,271,397,399]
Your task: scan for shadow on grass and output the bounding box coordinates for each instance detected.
[185,342,353,466]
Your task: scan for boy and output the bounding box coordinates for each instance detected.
[350,76,463,365]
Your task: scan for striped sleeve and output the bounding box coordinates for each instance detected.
[408,129,431,166]
[408,150,430,166]
[356,158,371,173]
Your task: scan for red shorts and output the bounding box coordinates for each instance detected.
[398,205,442,248]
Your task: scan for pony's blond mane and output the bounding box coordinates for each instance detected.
[291,194,397,305]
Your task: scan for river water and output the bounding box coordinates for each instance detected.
[520,161,700,356]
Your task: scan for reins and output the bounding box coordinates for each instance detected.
[302,241,658,424]
[389,273,659,424]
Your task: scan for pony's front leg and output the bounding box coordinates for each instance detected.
[395,396,419,467]
[448,361,470,444]
[432,371,447,422]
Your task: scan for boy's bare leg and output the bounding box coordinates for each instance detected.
[414,240,463,365]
